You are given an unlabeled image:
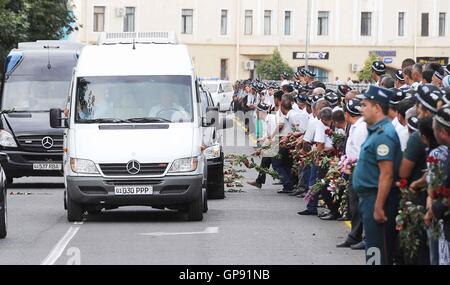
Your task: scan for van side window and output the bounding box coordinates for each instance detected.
[200,90,209,116]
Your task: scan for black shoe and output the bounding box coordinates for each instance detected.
[318,211,330,218]
[289,189,305,196]
[277,189,294,194]
[320,214,339,221]
[273,181,283,185]
[336,239,360,248]
[247,181,262,189]
[296,193,306,198]
[297,209,318,216]
[350,240,366,250]
[337,216,350,221]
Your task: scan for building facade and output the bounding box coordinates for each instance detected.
[71,0,450,83]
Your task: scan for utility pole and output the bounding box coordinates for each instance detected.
[305,0,312,69]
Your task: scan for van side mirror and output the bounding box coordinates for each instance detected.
[203,106,219,127]
[50,108,67,128]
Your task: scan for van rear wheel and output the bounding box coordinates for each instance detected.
[66,191,84,222]
[187,190,203,221]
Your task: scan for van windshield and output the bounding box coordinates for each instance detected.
[75,75,194,124]
[2,78,70,112]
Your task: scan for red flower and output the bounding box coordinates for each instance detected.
[325,129,334,137]
[437,186,450,198]
[426,156,438,164]
[399,178,408,189]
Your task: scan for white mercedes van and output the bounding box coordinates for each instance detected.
[50,32,227,222]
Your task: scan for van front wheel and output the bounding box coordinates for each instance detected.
[0,190,7,239]
[187,190,203,221]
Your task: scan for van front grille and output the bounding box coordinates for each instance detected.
[17,135,63,153]
[99,163,168,176]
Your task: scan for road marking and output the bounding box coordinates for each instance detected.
[41,222,83,265]
[140,227,219,237]
[232,117,258,144]
[344,221,351,229]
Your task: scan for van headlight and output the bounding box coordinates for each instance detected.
[204,144,221,160]
[169,157,198,173]
[70,158,99,174]
[0,130,17,148]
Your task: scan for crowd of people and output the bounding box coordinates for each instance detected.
[231,59,450,265]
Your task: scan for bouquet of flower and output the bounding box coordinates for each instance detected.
[427,155,450,203]
[395,178,427,263]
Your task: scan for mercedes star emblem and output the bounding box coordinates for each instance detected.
[41,136,54,149]
[126,160,141,175]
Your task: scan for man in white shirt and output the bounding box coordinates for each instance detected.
[248,103,279,189]
[388,88,409,151]
[281,94,309,134]
[336,98,368,248]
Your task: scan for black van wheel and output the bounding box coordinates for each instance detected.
[207,154,225,200]
[202,188,208,213]
[66,191,84,222]
[187,190,203,221]
[0,189,7,239]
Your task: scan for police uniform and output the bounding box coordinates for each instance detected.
[353,86,402,265]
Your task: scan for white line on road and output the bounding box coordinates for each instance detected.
[140,227,219,237]
[40,222,83,265]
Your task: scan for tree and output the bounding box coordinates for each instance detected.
[255,49,294,80]
[358,52,379,83]
[0,0,77,76]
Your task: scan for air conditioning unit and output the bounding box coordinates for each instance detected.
[244,60,255,71]
[350,64,359,73]
[116,8,125,17]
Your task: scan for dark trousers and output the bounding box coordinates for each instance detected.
[256,157,272,185]
[347,180,363,243]
[359,189,400,265]
[306,164,328,213]
[298,164,310,190]
[272,147,293,191]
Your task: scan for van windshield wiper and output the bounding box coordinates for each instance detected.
[125,117,172,123]
[80,118,129,124]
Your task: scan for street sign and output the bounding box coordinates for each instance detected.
[384,58,393,64]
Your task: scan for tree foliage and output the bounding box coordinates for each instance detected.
[255,49,294,80]
[0,0,77,73]
[358,52,379,83]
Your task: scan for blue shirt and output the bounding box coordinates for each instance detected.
[352,117,402,193]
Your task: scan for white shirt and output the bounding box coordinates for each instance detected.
[303,117,319,143]
[292,103,301,112]
[277,109,291,137]
[286,109,309,134]
[345,117,368,160]
[392,117,409,151]
[264,114,278,138]
[263,94,274,107]
[314,120,333,148]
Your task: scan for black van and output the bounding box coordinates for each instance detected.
[0,41,83,185]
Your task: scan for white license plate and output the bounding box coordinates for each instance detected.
[114,186,153,195]
[33,163,62,170]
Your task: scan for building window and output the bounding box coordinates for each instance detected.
[264,10,272,35]
[93,6,105,32]
[124,7,135,32]
[220,59,228,80]
[221,10,228,35]
[244,10,253,35]
[317,11,329,36]
[182,9,194,34]
[439,12,446,37]
[284,11,292,36]
[361,12,372,36]
[398,12,405,37]
[421,13,429,37]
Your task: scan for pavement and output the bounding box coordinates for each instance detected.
[0,113,364,265]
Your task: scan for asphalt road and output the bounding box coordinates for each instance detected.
[0,114,364,265]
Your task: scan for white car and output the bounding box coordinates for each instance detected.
[50,32,230,222]
[201,80,234,112]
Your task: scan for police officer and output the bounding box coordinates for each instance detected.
[353,85,402,265]
[371,61,386,86]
